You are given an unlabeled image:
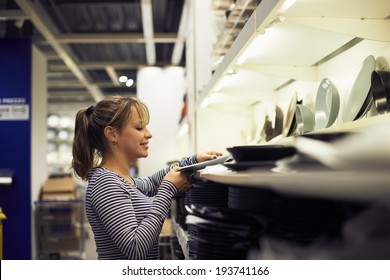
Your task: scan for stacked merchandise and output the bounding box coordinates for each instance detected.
[228,186,275,215]
[36,175,84,259]
[184,183,361,260]
[185,180,229,208]
[171,192,188,230]
[266,196,347,245]
[170,236,185,260]
[40,175,78,200]
[186,181,264,259]
[186,205,265,260]
[246,200,387,260]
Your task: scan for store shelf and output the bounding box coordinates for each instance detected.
[196,0,390,108]
[199,167,390,203]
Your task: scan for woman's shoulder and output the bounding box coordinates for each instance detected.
[88,167,126,190]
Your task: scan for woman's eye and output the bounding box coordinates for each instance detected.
[136,127,144,131]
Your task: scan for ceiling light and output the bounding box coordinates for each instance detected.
[126,79,134,87]
[281,0,296,11]
[119,75,128,83]
[47,115,60,127]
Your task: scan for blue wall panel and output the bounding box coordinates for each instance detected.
[0,38,32,259]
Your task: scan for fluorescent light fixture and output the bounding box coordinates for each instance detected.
[281,0,296,11]
[0,177,12,185]
[0,169,13,185]
[201,93,217,108]
[126,78,134,87]
[216,56,224,64]
[119,75,128,83]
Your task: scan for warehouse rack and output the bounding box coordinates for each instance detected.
[34,199,85,259]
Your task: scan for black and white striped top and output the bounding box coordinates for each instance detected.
[85,155,197,260]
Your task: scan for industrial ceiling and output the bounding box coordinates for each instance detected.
[0,0,187,110]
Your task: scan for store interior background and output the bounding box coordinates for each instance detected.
[1,0,390,259]
[0,0,224,260]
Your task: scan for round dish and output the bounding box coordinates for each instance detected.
[180,155,232,172]
[295,104,315,134]
[354,88,373,119]
[371,70,390,114]
[315,78,340,129]
[283,92,298,137]
[342,55,376,122]
[226,145,296,162]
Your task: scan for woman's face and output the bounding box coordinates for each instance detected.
[117,107,152,161]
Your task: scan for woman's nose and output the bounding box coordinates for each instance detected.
[145,127,152,139]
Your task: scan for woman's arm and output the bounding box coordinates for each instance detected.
[133,155,197,196]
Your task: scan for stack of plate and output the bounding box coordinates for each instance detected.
[224,145,296,171]
[228,186,276,215]
[267,196,345,245]
[171,192,188,230]
[186,205,265,259]
[171,236,185,260]
[185,181,229,208]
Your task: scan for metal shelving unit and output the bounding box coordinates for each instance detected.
[34,200,85,259]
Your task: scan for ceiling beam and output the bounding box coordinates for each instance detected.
[141,0,156,65]
[14,0,104,103]
[172,0,189,65]
[34,33,178,45]
[105,66,120,86]
[48,60,173,71]
[0,9,29,20]
[48,81,128,88]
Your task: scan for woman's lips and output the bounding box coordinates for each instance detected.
[140,142,149,148]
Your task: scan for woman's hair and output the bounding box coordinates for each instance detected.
[71,96,149,180]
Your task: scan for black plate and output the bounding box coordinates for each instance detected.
[180,155,232,172]
[227,145,296,162]
[224,161,275,171]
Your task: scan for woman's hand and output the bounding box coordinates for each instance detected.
[196,151,224,163]
[163,166,192,193]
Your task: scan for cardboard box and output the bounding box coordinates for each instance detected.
[41,177,77,200]
[42,177,77,193]
[41,192,77,201]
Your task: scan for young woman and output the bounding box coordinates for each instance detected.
[72,96,221,259]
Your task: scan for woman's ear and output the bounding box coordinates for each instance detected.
[104,126,119,145]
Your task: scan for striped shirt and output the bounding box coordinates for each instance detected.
[85,155,197,260]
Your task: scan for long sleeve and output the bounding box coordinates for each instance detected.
[88,171,178,259]
[133,154,197,197]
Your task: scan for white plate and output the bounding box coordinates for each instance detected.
[342,55,376,122]
[180,155,232,172]
[315,78,340,129]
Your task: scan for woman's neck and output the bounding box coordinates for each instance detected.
[100,157,135,185]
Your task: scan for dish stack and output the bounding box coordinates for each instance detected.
[171,192,188,230]
[186,205,265,260]
[185,180,229,208]
[266,196,346,245]
[228,186,275,215]
[224,145,296,171]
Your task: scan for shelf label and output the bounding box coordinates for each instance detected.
[0,98,29,121]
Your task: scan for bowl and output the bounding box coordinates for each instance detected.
[315,78,340,129]
[295,105,315,134]
[371,70,390,114]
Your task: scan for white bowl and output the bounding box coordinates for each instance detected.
[315,78,340,130]
[296,105,315,134]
